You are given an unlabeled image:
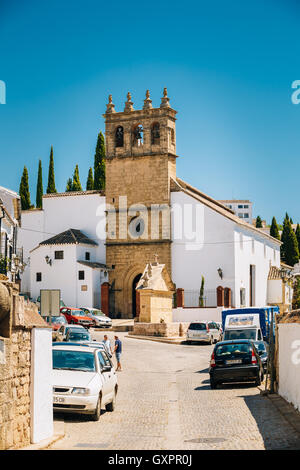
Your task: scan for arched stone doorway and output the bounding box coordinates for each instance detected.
[132,273,142,318]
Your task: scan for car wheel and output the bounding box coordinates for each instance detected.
[106,390,117,412]
[210,379,218,389]
[91,395,102,421]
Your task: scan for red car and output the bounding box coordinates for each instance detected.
[60,307,94,328]
[45,314,68,331]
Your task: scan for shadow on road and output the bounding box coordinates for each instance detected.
[54,409,108,423]
[238,394,300,450]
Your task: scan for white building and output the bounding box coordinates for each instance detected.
[0,186,22,281]
[171,179,280,309]
[18,182,281,314]
[18,91,282,317]
[219,199,253,223]
[19,190,107,307]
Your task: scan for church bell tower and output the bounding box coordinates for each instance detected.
[103,89,178,318]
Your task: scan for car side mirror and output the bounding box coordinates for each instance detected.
[102,365,111,372]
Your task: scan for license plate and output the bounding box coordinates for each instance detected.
[53,396,65,403]
[226,359,242,365]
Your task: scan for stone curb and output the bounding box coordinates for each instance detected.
[258,387,300,436]
[126,334,184,345]
[19,419,65,450]
[19,432,65,451]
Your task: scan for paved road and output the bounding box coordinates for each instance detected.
[50,331,300,450]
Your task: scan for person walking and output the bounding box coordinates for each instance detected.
[102,334,112,357]
[113,335,122,371]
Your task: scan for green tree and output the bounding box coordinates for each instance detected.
[86,167,94,190]
[19,166,32,210]
[270,216,280,240]
[296,224,300,252]
[46,146,57,194]
[36,160,43,209]
[72,165,82,192]
[199,276,205,307]
[94,131,105,190]
[292,277,300,310]
[281,217,299,266]
[255,215,263,228]
[65,178,73,192]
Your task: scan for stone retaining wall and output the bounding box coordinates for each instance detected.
[131,322,190,337]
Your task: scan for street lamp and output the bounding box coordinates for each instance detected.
[45,255,52,266]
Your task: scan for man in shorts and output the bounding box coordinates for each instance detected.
[114,335,122,371]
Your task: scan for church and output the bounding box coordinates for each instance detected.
[19,89,281,318]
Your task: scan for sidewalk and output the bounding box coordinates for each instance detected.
[20,419,65,450]
[127,334,184,345]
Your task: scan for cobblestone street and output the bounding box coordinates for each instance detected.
[50,332,300,450]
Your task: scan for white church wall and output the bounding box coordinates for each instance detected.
[42,193,105,262]
[233,228,280,308]
[172,307,223,323]
[171,191,236,302]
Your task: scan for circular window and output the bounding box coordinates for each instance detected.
[129,217,145,238]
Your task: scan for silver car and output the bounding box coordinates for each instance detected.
[81,307,112,328]
[186,321,221,344]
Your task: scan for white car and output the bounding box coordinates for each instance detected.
[53,324,89,342]
[186,321,221,344]
[81,307,112,328]
[52,344,118,421]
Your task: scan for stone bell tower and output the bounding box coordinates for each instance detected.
[103,89,178,318]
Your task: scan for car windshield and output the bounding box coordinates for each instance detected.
[253,341,267,352]
[189,323,206,330]
[224,329,257,340]
[50,316,67,324]
[53,350,96,372]
[66,326,86,334]
[72,310,86,317]
[215,343,252,358]
[67,332,90,341]
[92,310,105,317]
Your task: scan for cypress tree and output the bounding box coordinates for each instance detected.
[36,160,43,209]
[295,224,300,252]
[255,215,263,228]
[19,166,31,210]
[47,146,57,194]
[72,165,82,192]
[94,131,105,190]
[281,218,299,266]
[270,216,280,240]
[86,167,94,190]
[65,178,73,192]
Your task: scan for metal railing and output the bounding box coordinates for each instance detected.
[184,289,217,308]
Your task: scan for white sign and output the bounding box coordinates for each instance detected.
[40,289,60,317]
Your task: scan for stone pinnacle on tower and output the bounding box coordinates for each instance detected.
[106,94,116,113]
[124,92,134,112]
[160,87,170,108]
[143,89,153,110]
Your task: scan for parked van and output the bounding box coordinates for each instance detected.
[186,321,221,344]
[223,314,263,341]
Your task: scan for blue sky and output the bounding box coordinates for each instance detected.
[0,0,300,224]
